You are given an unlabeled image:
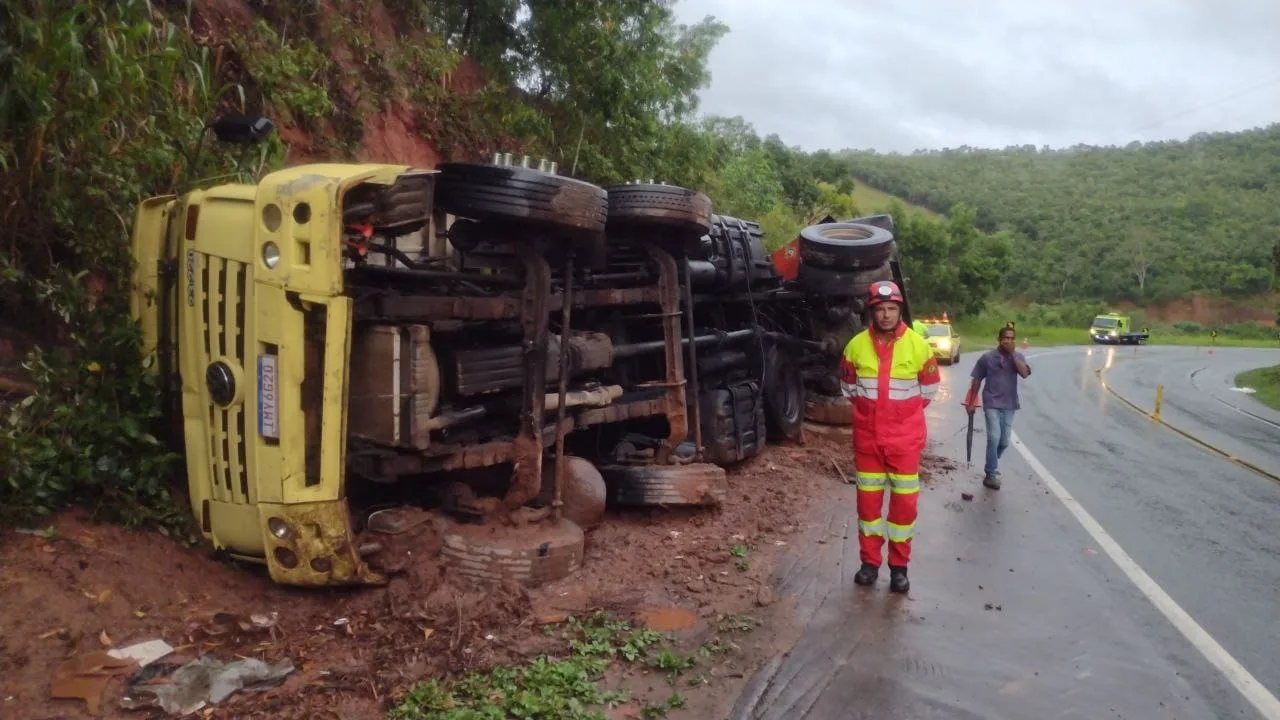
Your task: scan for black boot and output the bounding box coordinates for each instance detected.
[853,562,879,586]
[889,566,910,594]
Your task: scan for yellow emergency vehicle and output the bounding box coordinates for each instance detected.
[919,314,961,365]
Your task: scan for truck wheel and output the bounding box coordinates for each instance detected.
[605,184,713,236]
[435,514,584,587]
[599,463,727,508]
[804,392,852,426]
[796,262,892,296]
[434,162,608,237]
[798,222,895,271]
[764,345,805,442]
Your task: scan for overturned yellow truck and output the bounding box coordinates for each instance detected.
[129,116,912,588]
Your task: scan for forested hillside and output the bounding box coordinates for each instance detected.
[841,128,1280,304]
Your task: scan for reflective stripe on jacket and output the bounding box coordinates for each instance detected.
[838,323,940,454]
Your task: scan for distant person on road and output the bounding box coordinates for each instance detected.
[963,327,1031,489]
[839,281,940,593]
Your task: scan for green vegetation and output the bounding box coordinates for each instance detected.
[1235,365,1280,411]
[953,301,1280,350]
[0,0,273,533]
[389,611,748,719]
[841,131,1280,304]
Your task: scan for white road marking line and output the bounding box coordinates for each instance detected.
[1011,432,1280,720]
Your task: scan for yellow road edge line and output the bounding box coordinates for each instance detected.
[1097,370,1280,485]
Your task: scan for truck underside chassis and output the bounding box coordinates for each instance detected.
[325,163,896,587]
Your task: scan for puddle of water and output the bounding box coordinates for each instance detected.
[636,606,697,631]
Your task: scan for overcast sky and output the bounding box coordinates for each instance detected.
[671,0,1280,153]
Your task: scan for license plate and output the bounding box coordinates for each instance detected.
[258,354,279,439]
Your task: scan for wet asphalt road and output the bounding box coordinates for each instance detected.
[731,345,1280,720]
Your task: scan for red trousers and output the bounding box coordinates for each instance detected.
[853,443,921,567]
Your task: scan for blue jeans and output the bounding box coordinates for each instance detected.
[984,408,1015,476]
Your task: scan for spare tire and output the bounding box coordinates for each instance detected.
[434,162,608,236]
[796,262,893,297]
[605,184,713,236]
[798,222,895,271]
[599,463,727,508]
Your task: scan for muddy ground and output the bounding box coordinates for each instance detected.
[2,423,932,720]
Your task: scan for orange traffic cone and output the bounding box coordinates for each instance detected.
[1021,338,1029,350]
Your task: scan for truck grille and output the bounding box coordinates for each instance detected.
[199,253,251,504]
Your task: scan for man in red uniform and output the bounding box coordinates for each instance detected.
[839,281,940,593]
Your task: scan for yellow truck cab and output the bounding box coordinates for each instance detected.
[1089,313,1149,345]
[130,117,437,586]
[919,315,961,365]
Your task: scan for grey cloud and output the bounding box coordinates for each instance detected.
[674,0,1280,152]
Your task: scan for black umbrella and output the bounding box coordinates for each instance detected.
[965,407,975,467]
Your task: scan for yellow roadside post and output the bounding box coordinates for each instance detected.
[1154,384,1164,422]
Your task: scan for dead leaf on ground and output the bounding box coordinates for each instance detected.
[99,630,113,647]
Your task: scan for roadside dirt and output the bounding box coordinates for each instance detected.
[0,426,874,720]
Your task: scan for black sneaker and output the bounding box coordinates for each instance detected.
[853,562,879,586]
[983,473,1001,490]
[889,566,910,594]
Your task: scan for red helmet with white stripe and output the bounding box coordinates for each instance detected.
[866,280,904,306]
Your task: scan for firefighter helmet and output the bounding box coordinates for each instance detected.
[867,280,904,306]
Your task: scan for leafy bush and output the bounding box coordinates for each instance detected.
[0,0,271,531]
[0,262,187,531]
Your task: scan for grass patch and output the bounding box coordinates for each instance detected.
[1236,364,1280,411]
[850,180,939,219]
[389,611,750,719]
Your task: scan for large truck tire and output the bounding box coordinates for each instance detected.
[605,184,713,236]
[434,162,608,236]
[435,514,584,587]
[599,463,727,508]
[764,345,805,442]
[796,262,893,297]
[798,222,895,271]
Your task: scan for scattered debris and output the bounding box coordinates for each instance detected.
[120,655,295,715]
[961,492,974,501]
[830,458,850,483]
[984,603,1004,612]
[108,640,174,668]
[50,652,137,715]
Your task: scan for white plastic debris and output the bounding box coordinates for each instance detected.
[108,640,174,668]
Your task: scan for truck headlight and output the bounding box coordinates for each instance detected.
[937,339,951,350]
[262,241,281,269]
